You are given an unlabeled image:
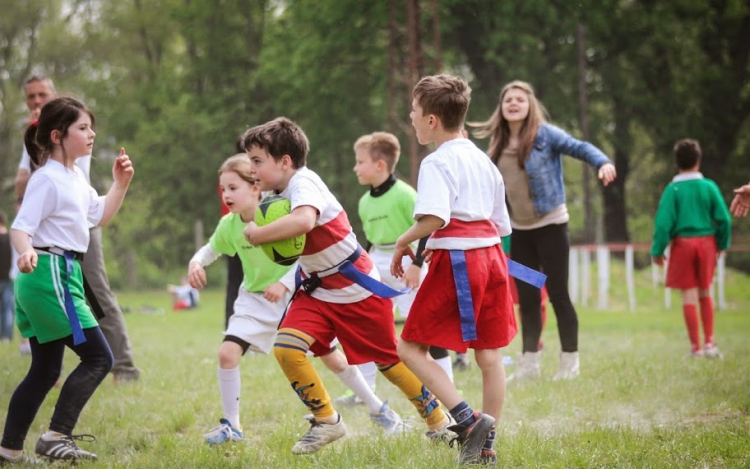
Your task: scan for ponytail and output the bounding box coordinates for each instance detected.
[24,121,44,171]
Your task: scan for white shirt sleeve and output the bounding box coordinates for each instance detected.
[490,171,512,237]
[190,244,222,267]
[11,173,57,237]
[413,159,454,227]
[288,174,327,217]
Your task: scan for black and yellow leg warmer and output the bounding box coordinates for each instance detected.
[274,328,334,419]
[377,361,446,430]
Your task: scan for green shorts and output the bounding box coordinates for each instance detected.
[15,253,98,344]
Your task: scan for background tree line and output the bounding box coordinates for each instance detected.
[1,0,748,288]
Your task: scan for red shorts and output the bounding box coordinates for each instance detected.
[666,235,717,289]
[280,293,399,365]
[401,245,518,353]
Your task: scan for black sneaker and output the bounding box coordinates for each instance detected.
[35,434,98,461]
[447,413,495,465]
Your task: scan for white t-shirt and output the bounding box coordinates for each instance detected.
[414,138,511,250]
[12,159,105,253]
[280,166,379,304]
[20,146,91,184]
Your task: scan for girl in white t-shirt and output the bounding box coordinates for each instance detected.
[0,97,134,464]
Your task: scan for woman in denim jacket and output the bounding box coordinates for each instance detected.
[471,80,616,381]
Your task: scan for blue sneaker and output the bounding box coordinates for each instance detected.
[204,418,243,444]
[369,401,405,435]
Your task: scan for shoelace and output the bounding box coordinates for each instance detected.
[60,434,97,448]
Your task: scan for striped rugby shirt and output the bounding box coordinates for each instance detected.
[280,167,379,304]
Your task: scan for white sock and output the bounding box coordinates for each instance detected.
[334,366,383,413]
[435,356,454,383]
[358,361,378,390]
[218,366,241,429]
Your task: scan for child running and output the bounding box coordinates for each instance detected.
[339,131,452,403]
[393,74,517,466]
[242,118,451,455]
[189,155,403,445]
[0,97,133,464]
[651,139,731,358]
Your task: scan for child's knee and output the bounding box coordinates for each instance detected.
[273,328,311,365]
[218,344,242,369]
[320,350,347,374]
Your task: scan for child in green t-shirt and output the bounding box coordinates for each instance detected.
[651,139,731,358]
[336,132,452,405]
[189,155,403,444]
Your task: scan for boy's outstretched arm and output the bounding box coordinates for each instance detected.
[244,205,317,246]
[391,215,443,278]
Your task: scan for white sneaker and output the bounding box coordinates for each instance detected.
[291,415,346,454]
[507,351,541,381]
[425,410,456,444]
[204,418,243,444]
[552,352,580,380]
[370,401,406,435]
[704,343,723,359]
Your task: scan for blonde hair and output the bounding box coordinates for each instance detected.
[470,80,548,167]
[412,74,471,132]
[219,154,257,186]
[353,132,401,173]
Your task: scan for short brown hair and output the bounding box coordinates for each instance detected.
[353,132,401,173]
[412,74,471,132]
[673,139,702,170]
[242,117,309,168]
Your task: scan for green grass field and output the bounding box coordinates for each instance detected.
[1,264,749,468]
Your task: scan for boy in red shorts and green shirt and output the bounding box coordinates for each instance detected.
[651,139,731,358]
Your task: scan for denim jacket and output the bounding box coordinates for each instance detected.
[523,123,612,216]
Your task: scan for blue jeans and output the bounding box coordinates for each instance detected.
[0,280,13,340]
[1,327,113,449]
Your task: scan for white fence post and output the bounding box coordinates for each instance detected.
[718,253,726,310]
[626,245,635,312]
[569,247,579,304]
[597,245,609,310]
[581,248,590,307]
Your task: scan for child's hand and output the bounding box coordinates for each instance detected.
[188,262,207,290]
[112,148,134,187]
[652,255,666,267]
[598,163,617,187]
[244,222,262,246]
[403,264,422,289]
[17,249,38,273]
[264,282,288,303]
[391,242,416,278]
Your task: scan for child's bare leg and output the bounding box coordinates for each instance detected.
[681,287,698,305]
[474,348,506,421]
[397,339,461,410]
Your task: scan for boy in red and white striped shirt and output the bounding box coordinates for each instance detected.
[242,117,450,455]
[392,75,517,466]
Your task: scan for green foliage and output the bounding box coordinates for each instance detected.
[0,0,748,284]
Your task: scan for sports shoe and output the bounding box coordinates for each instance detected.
[704,343,723,359]
[333,389,364,406]
[447,413,496,465]
[425,411,456,444]
[688,349,704,358]
[291,415,346,454]
[507,351,541,381]
[453,353,471,372]
[34,434,97,461]
[478,449,498,466]
[369,401,405,435]
[0,451,41,466]
[552,351,580,381]
[204,418,243,444]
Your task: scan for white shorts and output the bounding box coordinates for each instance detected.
[225,287,292,355]
[370,246,427,318]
